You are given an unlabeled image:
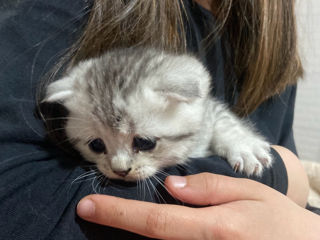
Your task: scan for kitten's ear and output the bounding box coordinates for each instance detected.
[154,57,210,102]
[154,79,201,102]
[43,77,75,103]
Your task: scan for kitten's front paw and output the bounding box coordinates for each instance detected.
[226,139,273,176]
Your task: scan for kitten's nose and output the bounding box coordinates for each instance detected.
[113,168,131,177]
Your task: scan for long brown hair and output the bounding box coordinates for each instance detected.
[45,0,303,116]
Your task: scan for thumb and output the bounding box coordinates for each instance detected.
[165,173,272,206]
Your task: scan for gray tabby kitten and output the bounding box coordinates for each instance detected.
[44,48,272,181]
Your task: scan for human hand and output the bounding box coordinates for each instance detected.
[77,173,320,240]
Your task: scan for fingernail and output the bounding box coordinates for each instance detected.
[169,176,187,188]
[77,199,95,218]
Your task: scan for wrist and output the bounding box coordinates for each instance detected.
[306,210,320,239]
[271,145,309,207]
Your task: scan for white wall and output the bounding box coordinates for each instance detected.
[294,0,320,162]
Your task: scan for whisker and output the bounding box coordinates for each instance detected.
[91,175,98,194]
[136,179,141,200]
[92,173,104,194]
[142,178,147,200]
[153,174,167,191]
[98,175,110,193]
[149,177,167,204]
[176,162,192,172]
[68,174,99,194]
[30,34,48,88]
[144,178,152,200]
[20,102,43,138]
[100,176,110,192]
[141,178,148,201]
[8,97,35,103]
[0,150,42,166]
[70,169,98,185]
[43,116,91,123]
[38,47,69,82]
[45,126,91,135]
[153,174,183,205]
[138,178,145,201]
[97,175,104,194]
[156,169,170,177]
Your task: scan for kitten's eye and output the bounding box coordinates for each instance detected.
[88,138,107,154]
[132,136,157,152]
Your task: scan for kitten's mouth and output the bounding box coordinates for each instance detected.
[96,165,135,181]
[98,165,157,181]
[112,168,132,178]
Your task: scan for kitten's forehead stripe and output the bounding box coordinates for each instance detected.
[85,48,164,127]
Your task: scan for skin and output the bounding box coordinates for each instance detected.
[272,145,309,207]
[76,146,318,239]
[194,0,217,15]
[194,0,212,10]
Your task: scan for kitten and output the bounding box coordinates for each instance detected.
[43,48,272,181]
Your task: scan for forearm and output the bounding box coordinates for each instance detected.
[272,145,309,207]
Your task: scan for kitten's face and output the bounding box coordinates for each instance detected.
[44,49,210,181]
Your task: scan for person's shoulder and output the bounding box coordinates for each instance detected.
[5,0,90,15]
[0,0,90,32]
[257,84,297,113]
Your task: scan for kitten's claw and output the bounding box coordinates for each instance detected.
[233,162,241,172]
[253,164,262,176]
[227,140,273,177]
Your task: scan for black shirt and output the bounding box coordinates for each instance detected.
[0,0,312,239]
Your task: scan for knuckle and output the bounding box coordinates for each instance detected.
[198,211,225,240]
[108,205,127,224]
[201,223,218,240]
[208,223,224,240]
[145,206,170,237]
[215,209,245,240]
[206,217,240,240]
[200,173,220,198]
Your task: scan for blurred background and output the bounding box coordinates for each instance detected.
[294,0,320,162]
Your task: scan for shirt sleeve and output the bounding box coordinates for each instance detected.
[248,85,298,155]
[277,85,298,153]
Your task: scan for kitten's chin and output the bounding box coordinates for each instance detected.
[129,165,158,181]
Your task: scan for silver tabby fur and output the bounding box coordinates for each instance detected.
[44,48,272,181]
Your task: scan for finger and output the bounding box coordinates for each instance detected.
[77,194,211,240]
[165,173,274,206]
